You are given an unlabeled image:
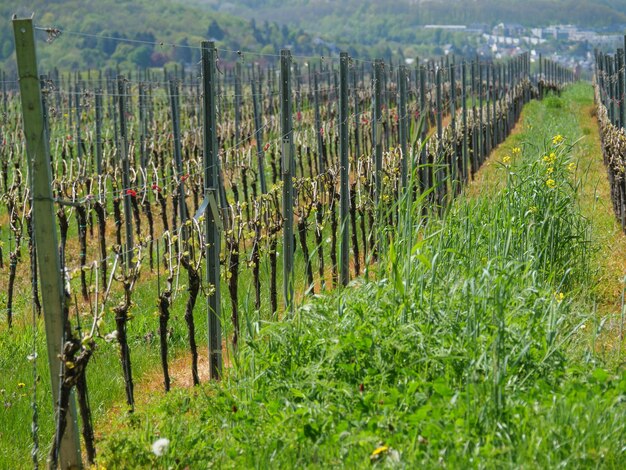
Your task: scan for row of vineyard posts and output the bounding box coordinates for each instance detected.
[594,36,626,230]
[8,16,574,468]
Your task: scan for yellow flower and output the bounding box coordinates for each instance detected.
[567,162,576,172]
[502,155,511,164]
[512,147,521,155]
[18,383,25,388]
[552,134,564,145]
[371,446,389,459]
[546,179,556,188]
[554,291,564,302]
[546,167,554,175]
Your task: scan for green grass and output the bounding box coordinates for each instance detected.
[95,84,626,468]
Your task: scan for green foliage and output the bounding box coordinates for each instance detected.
[98,85,626,468]
[0,0,327,72]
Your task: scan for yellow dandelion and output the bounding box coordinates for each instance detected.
[512,147,521,155]
[371,446,389,459]
[554,291,564,302]
[546,167,554,175]
[17,383,25,388]
[502,155,511,164]
[552,134,564,145]
[568,162,576,172]
[546,178,556,188]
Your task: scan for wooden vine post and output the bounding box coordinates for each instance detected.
[281,49,295,313]
[201,41,223,379]
[13,15,83,469]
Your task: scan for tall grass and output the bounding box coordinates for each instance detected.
[98,89,626,468]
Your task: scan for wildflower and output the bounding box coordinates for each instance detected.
[152,438,170,456]
[125,189,137,197]
[152,183,162,192]
[104,330,119,343]
[552,134,564,145]
[512,147,521,155]
[180,174,189,182]
[543,152,557,165]
[568,162,576,172]
[371,445,389,459]
[263,142,270,152]
[546,167,554,175]
[554,291,564,303]
[17,383,25,388]
[546,179,556,188]
[502,155,511,164]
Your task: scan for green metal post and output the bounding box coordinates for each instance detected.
[118,77,134,269]
[374,60,383,207]
[281,49,295,313]
[398,65,408,190]
[339,52,350,287]
[201,41,222,379]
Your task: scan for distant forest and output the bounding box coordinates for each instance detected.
[2,0,625,72]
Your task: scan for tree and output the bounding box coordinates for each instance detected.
[173,38,192,64]
[129,46,153,68]
[207,20,225,40]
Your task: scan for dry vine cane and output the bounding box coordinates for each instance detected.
[111,242,144,411]
[49,293,97,467]
[294,176,316,294]
[157,234,174,391]
[6,168,24,327]
[224,203,244,349]
[178,218,204,385]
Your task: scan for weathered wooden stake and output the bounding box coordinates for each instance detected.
[13,16,83,469]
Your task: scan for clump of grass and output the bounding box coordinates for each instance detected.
[544,94,564,109]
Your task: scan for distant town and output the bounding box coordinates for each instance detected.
[416,23,624,78]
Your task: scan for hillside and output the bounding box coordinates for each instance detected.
[199,0,626,29]
[3,1,625,73]
[1,0,335,73]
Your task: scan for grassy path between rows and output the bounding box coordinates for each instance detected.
[96,83,626,468]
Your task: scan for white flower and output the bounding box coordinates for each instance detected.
[27,353,38,362]
[152,437,170,456]
[104,330,118,342]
